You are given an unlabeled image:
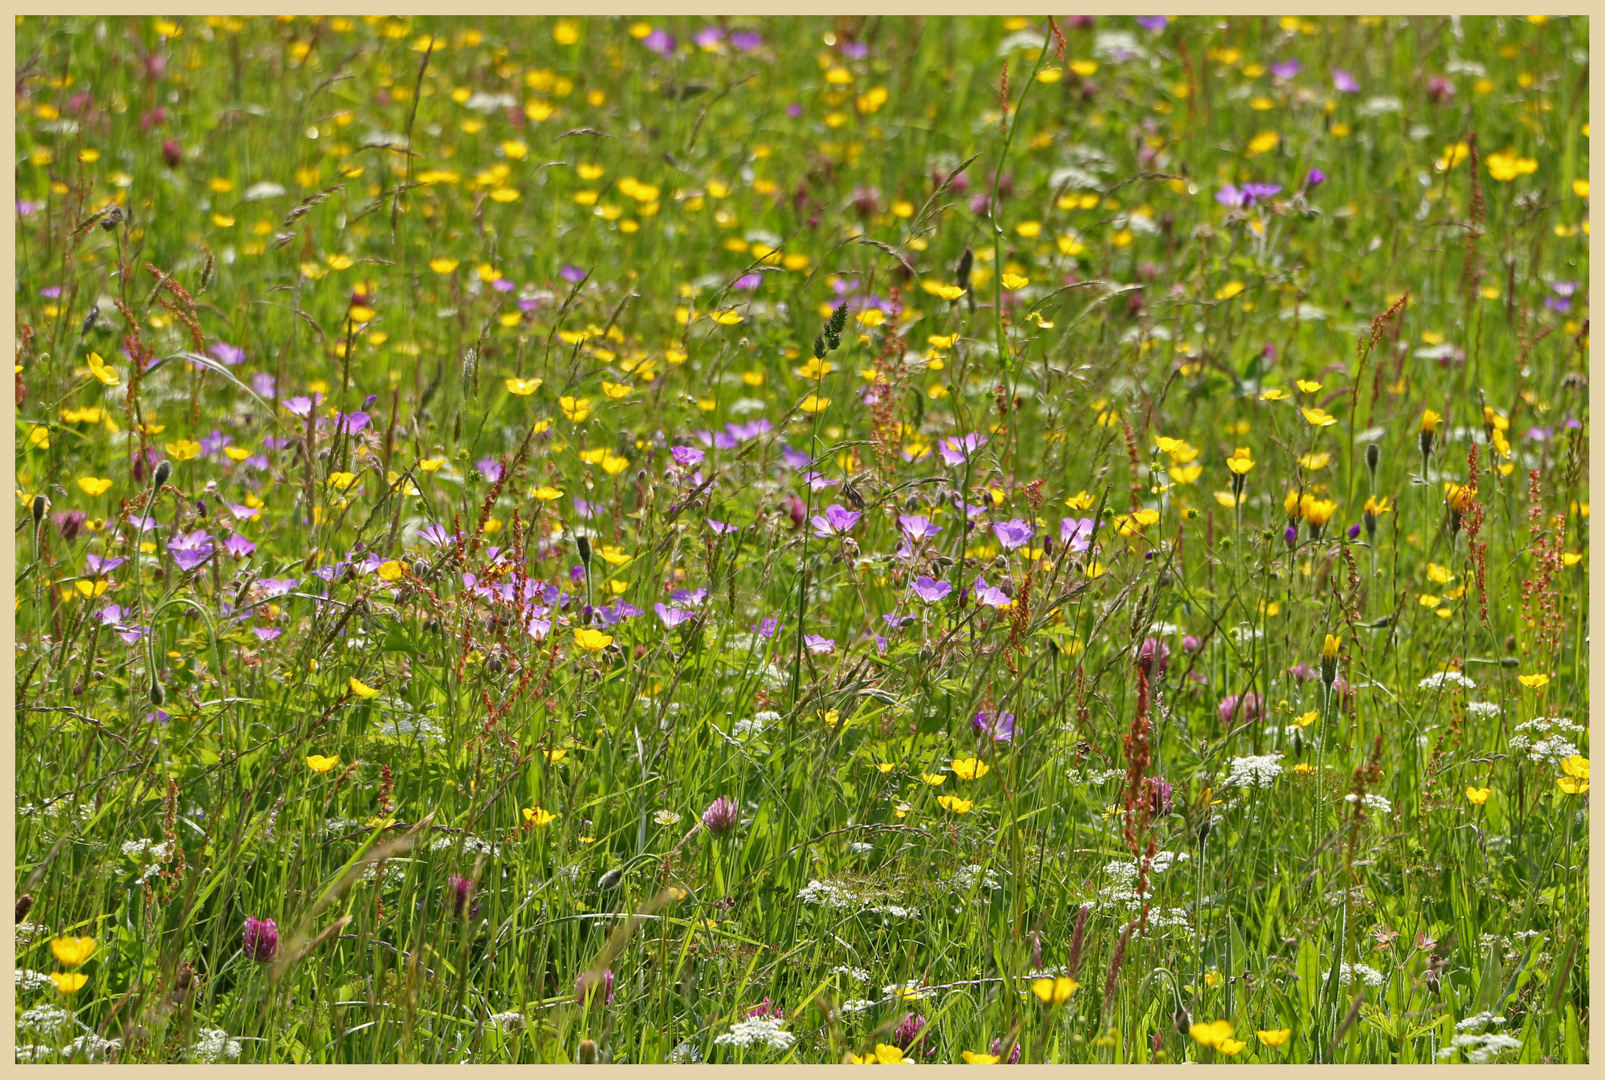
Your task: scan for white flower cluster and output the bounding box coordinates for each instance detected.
[18,1004,70,1038]
[15,969,53,992]
[189,1028,243,1062]
[1455,1012,1508,1033]
[1418,671,1477,691]
[1225,752,1285,788]
[841,998,879,1015]
[831,964,872,983]
[796,879,920,919]
[63,1034,122,1062]
[1345,793,1393,815]
[15,920,44,945]
[487,1011,526,1034]
[1466,701,1502,718]
[713,1015,796,1051]
[670,1041,703,1063]
[1509,734,1582,765]
[951,864,1002,892]
[1338,962,1387,988]
[1439,1032,1522,1063]
[429,834,501,857]
[731,715,768,738]
[378,717,444,741]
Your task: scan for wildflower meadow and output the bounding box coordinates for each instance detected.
[12,14,1590,1065]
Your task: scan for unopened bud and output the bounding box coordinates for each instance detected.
[150,680,165,707]
[153,459,172,490]
[576,1039,599,1064]
[31,494,48,528]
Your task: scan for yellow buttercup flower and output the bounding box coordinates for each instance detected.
[523,805,558,826]
[851,1044,913,1064]
[950,757,990,780]
[936,795,974,814]
[1031,976,1078,1004]
[506,377,543,396]
[51,972,89,993]
[1517,673,1550,689]
[1259,387,1289,402]
[1295,379,1322,393]
[165,439,202,461]
[920,772,947,786]
[573,627,613,652]
[1226,447,1254,476]
[349,677,381,698]
[1256,1028,1292,1048]
[961,1051,1002,1064]
[307,753,340,772]
[77,477,113,496]
[419,457,447,472]
[1557,755,1589,794]
[1300,407,1337,427]
[86,351,120,386]
[560,396,593,422]
[532,486,564,501]
[50,936,97,967]
[428,257,460,274]
[1190,1020,1235,1049]
[1217,1038,1248,1056]
[1465,786,1492,805]
[377,560,405,582]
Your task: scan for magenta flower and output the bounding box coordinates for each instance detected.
[655,602,696,629]
[911,575,953,603]
[974,710,1016,742]
[972,576,1012,609]
[243,916,279,962]
[1331,67,1360,93]
[1137,637,1170,676]
[937,433,986,467]
[803,633,836,655]
[575,967,616,1005]
[702,795,741,835]
[1217,691,1263,726]
[168,530,215,572]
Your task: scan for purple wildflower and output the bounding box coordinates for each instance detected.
[992,518,1035,551]
[1217,691,1263,726]
[803,633,836,655]
[575,968,616,1005]
[642,28,675,56]
[974,710,1016,742]
[701,795,741,835]
[1135,15,1169,31]
[243,916,279,962]
[898,514,942,542]
[1331,67,1360,93]
[911,576,953,603]
[810,504,861,538]
[1137,637,1170,677]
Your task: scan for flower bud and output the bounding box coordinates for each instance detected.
[153,459,173,490]
[576,1039,599,1064]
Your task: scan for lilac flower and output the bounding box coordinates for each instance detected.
[655,602,697,629]
[223,534,257,558]
[251,373,277,397]
[243,916,279,962]
[168,530,215,572]
[670,444,704,467]
[256,578,297,597]
[559,264,588,285]
[838,40,868,59]
[1142,776,1174,817]
[209,341,246,366]
[1135,16,1169,31]
[642,29,675,56]
[898,514,942,542]
[1243,181,1283,204]
[1551,280,1579,297]
[810,504,861,538]
[85,554,126,575]
[1305,168,1326,189]
[253,626,282,642]
[911,576,953,603]
[335,411,370,436]
[1060,517,1096,554]
[781,444,812,470]
[992,518,1035,551]
[492,277,516,292]
[40,285,62,299]
[1331,68,1360,93]
[693,26,724,49]
[756,616,780,638]
[575,968,616,1005]
[707,519,739,534]
[972,576,1013,609]
[800,471,841,493]
[730,30,762,51]
[786,102,803,118]
[1271,59,1302,80]
[803,633,836,655]
[1217,691,1263,726]
[702,795,742,834]
[974,710,1016,742]
[937,433,987,467]
[283,394,321,418]
[1545,296,1572,314]
[732,272,762,291]
[1181,634,1202,653]
[476,457,503,483]
[16,200,39,216]
[418,523,454,548]
[1216,184,1248,209]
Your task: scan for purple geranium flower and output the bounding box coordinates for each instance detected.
[655,602,697,629]
[283,394,322,418]
[911,575,953,603]
[974,710,1016,742]
[803,633,836,655]
[223,534,257,558]
[972,575,1013,609]
[1331,68,1360,93]
[559,264,588,285]
[992,518,1035,551]
[670,445,705,467]
[1305,168,1326,190]
[1135,15,1169,31]
[476,457,503,482]
[643,28,675,56]
[937,433,986,467]
[1271,59,1302,80]
[85,554,126,575]
[730,30,761,51]
[335,411,370,435]
[898,514,942,542]
[810,504,861,538]
[209,341,246,366]
[1060,517,1096,554]
[168,530,214,572]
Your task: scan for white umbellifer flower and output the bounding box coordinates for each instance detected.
[731,717,765,738]
[1226,752,1285,788]
[379,717,444,741]
[952,864,1002,891]
[1523,735,1581,765]
[63,1034,121,1062]
[15,921,44,945]
[849,842,875,853]
[1441,1031,1522,1063]
[713,1016,796,1051]
[18,1005,70,1038]
[1339,963,1386,988]
[831,965,872,983]
[188,1028,243,1062]
[797,879,859,910]
[1418,671,1477,691]
[487,1011,526,1034]
[841,998,879,1015]
[1514,717,1585,737]
[14,969,53,992]
[1345,793,1393,815]
[1456,1012,1508,1033]
[1466,701,1502,718]
[653,810,683,826]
